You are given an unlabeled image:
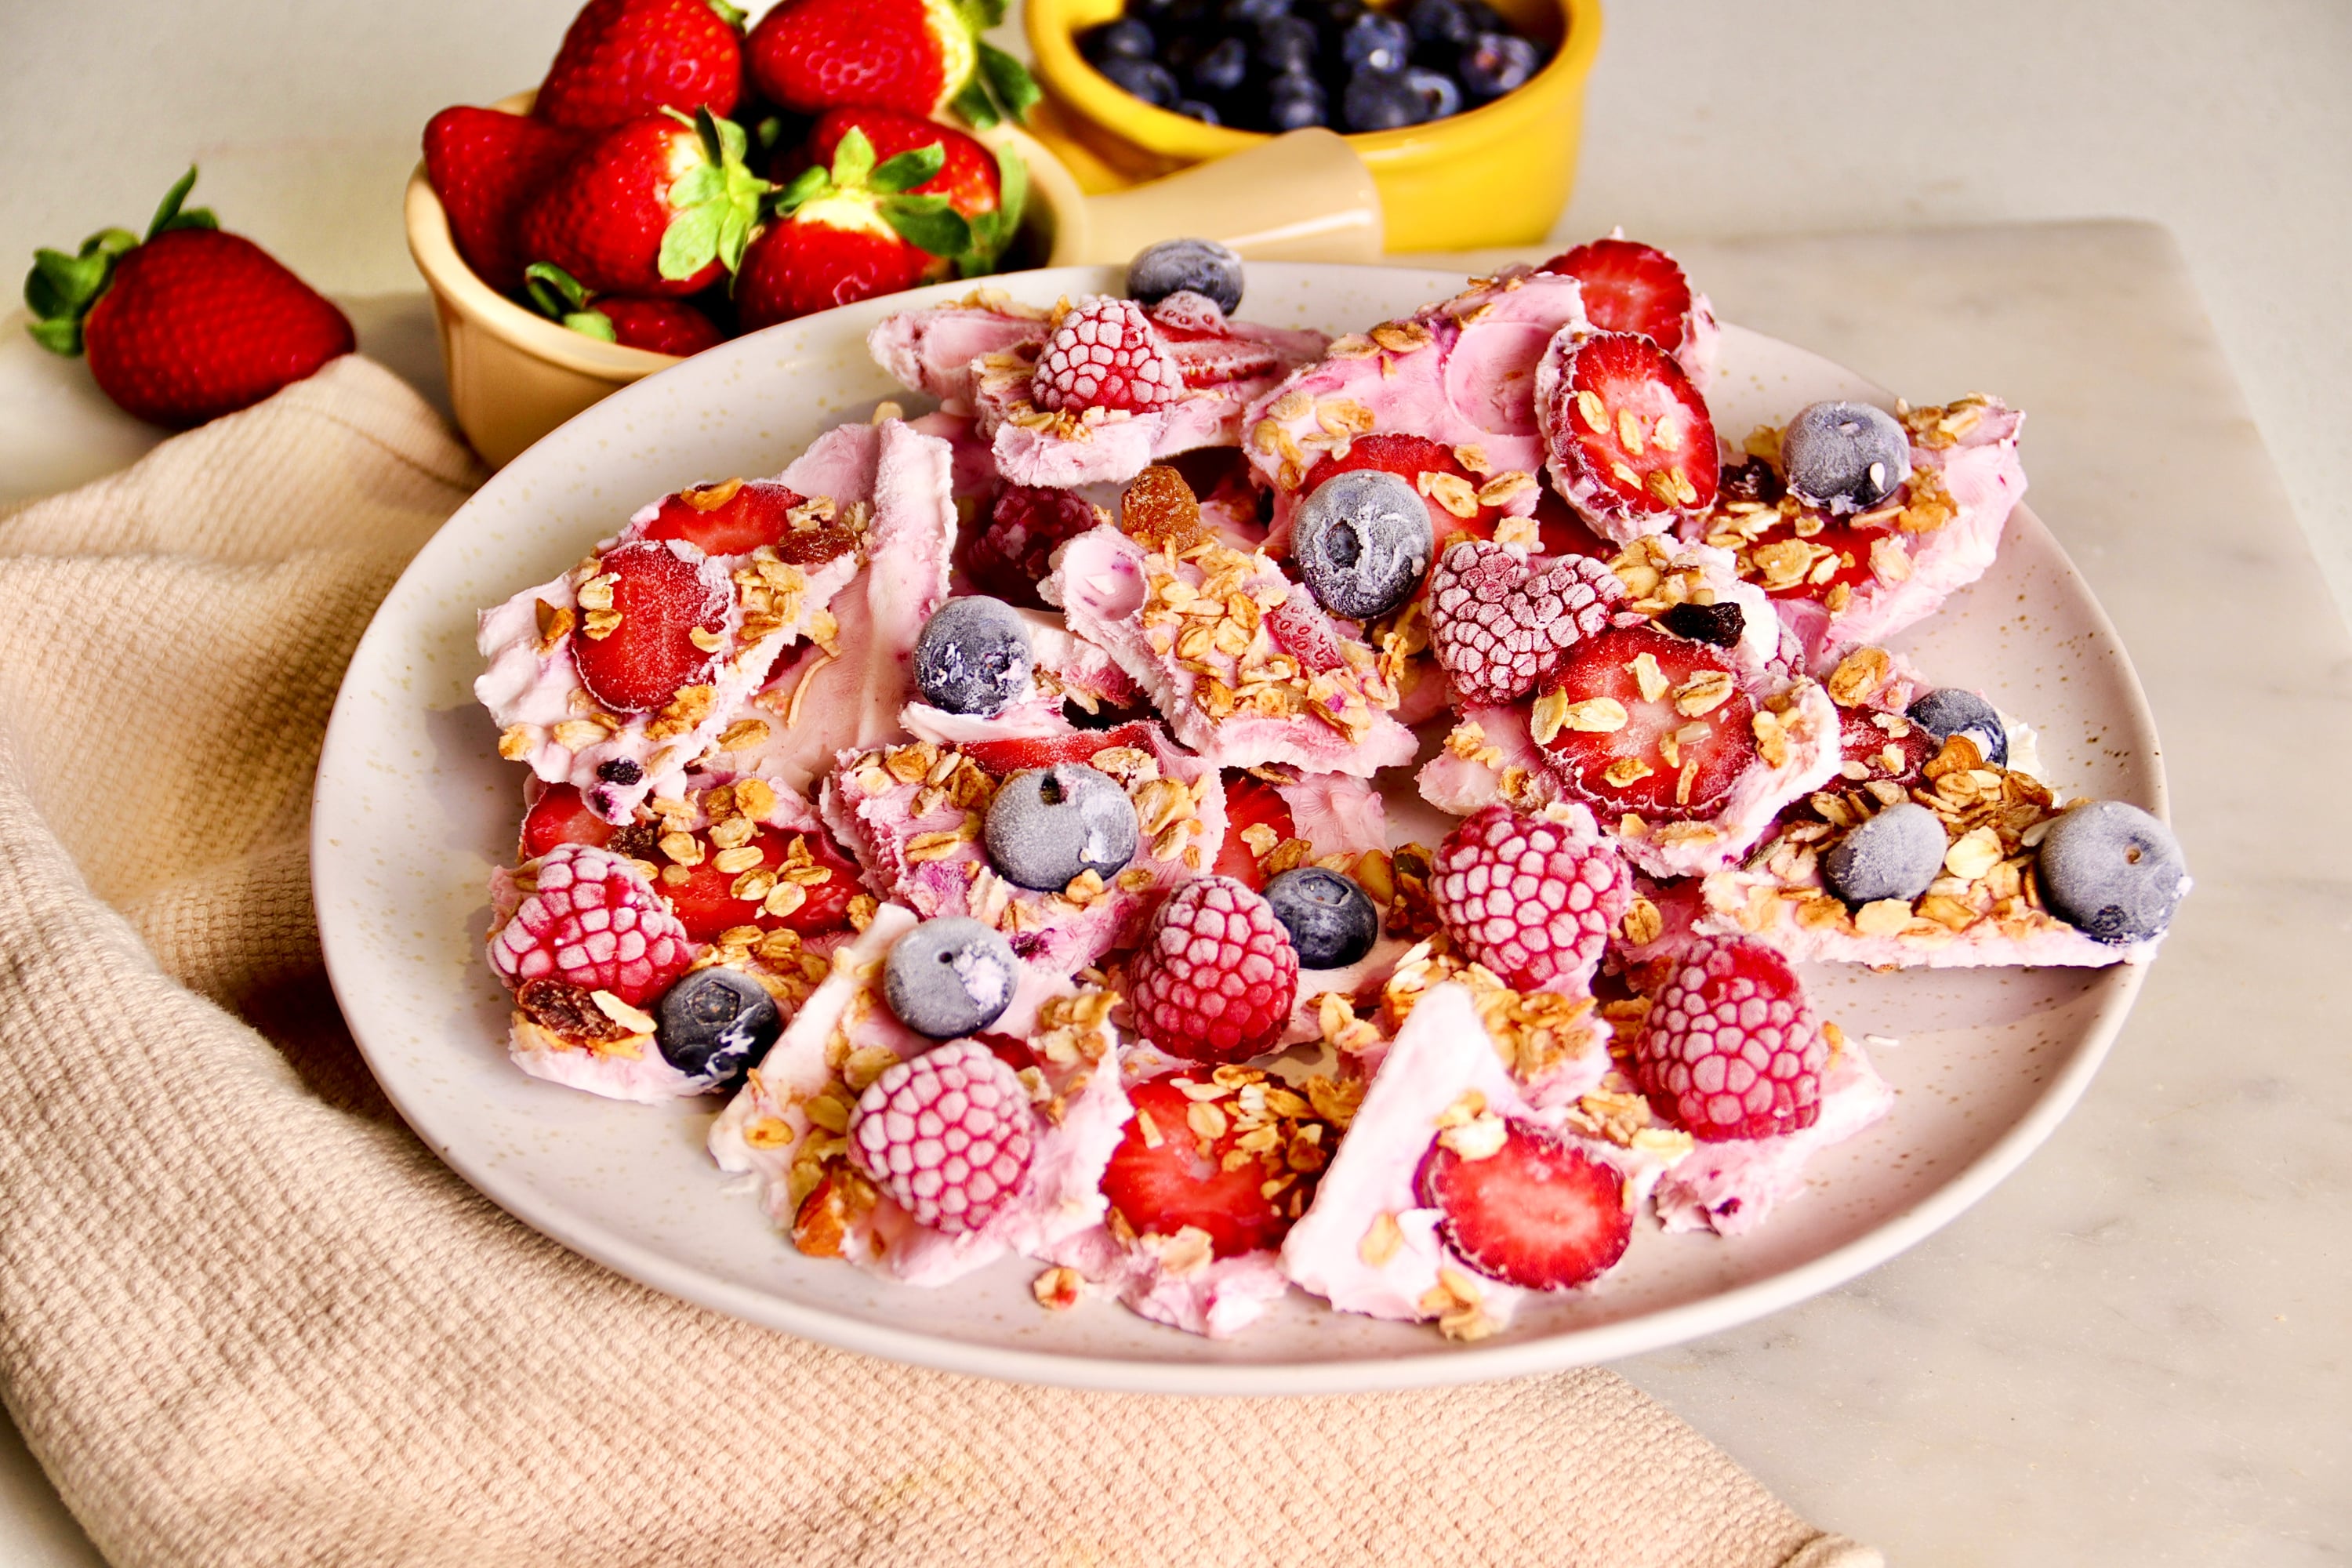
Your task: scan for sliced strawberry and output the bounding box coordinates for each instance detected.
[1301,433,1502,546]
[1541,332,1719,529]
[1537,624,1757,821]
[1837,706,1933,789]
[1704,460,1900,604]
[570,539,729,715]
[958,482,1098,608]
[956,720,1155,777]
[1418,1120,1632,1291]
[638,477,808,556]
[1533,488,1615,561]
[1541,237,1697,353]
[658,826,861,940]
[520,783,615,859]
[1152,314,1283,389]
[1213,773,1298,889]
[1102,1076,1306,1258]
[1263,592,1345,673]
[971,1031,1037,1075]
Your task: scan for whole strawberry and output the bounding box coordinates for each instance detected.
[733,126,975,330]
[423,106,583,294]
[24,169,353,428]
[537,0,748,131]
[520,108,769,298]
[801,106,1025,267]
[522,262,724,356]
[746,0,1038,128]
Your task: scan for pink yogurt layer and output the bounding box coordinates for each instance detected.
[707,904,1133,1287]
[1041,1224,1293,1340]
[898,607,1145,749]
[869,289,1329,488]
[507,1015,699,1104]
[1240,267,1589,534]
[1652,1035,1895,1237]
[1044,523,1416,776]
[1279,982,1670,1332]
[1418,678,1844,879]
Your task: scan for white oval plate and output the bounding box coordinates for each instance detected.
[314,263,2160,1394]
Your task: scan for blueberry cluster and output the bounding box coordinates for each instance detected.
[1080,0,1548,135]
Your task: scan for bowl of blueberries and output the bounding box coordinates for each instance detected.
[1026,0,1599,251]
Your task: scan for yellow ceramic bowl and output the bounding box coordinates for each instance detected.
[1025,0,1600,252]
[405,93,1089,466]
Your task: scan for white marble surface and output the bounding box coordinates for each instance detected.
[3,2,2350,1563]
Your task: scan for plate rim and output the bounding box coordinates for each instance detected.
[314,261,2164,1395]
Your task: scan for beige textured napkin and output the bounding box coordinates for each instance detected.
[0,354,1878,1568]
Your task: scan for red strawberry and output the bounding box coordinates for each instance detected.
[802,107,1008,235]
[1300,433,1502,545]
[1537,623,1758,821]
[1540,332,1719,532]
[746,0,1038,129]
[1030,296,1183,413]
[956,720,1154,776]
[734,125,978,329]
[1832,706,1934,793]
[958,482,1098,608]
[536,0,747,132]
[521,783,616,859]
[424,107,584,294]
[25,169,353,429]
[570,539,730,714]
[518,110,769,297]
[1127,877,1298,1063]
[522,261,724,354]
[657,826,862,939]
[1102,1074,1314,1257]
[1706,458,1896,607]
[1418,1120,1632,1290]
[1211,773,1298,889]
[636,476,809,554]
[1632,935,1824,1142]
[1541,237,1697,353]
[1532,488,1615,561]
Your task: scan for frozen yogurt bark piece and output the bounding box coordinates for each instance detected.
[1045,519,1415,776]
[1240,267,1588,528]
[822,721,1225,975]
[476,470,868,823]
[1693,394,2027,669]
[900,605,1145,749]
[670,416,956,800]
[870,288,1328,488]
[710,909,1131,1286]
[1651,1029,1894,1237]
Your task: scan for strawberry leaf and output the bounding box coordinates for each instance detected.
[993,143,1028,241]
[21,228,136,359]
[977,43,1040,123]
[949,78,1001,131]
[879,196,972,258]
[702,0,746,27]
[561,308,619,343]
[145,167,218,240]
[26,317,82,355]
[664,111,773,278]
[523,262,594,316]
[770,165,831,216]
[830,126,877,190]
[659,204,726,281]
[869,143,946,194]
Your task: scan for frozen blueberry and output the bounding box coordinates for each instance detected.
[1459,31,1539,100]
[1821,802,1948,907]
[1403,66,1463,119]
[1223,0,1290,23]
[1129,238,1246,314]
[1189,34,1250,94]
[1661,599,1747,648]
[2035,801,2189,946]
[1082,16,1157,63]
[1268,73,1330,129]
[1256,14,1319,74]
[1265,866,1379,968]
[1098,55,1181,107]
[984,763,1140,891]
[655,967,782,1083]
[595,757,644,785]
[884,916,1020,1038]
[1343,68,1426,132]
[1406,0,1475,49]
[1173,97,1224,124]
[1780,400,1912,514]
[1339,11,1411,71]
[1905,687,2009,768]
[1293,468,1435,619]
[914,595,1033,717]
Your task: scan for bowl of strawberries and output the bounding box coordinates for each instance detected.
[410,0,1085,466]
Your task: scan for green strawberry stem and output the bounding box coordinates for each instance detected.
[521,262,619,341]
[952,42,1040,130]
[658,109,772,283]
[702,0,746,27]
[23,165,217,357]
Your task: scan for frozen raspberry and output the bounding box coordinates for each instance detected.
[490,844,695,1005]
[1431,806,1631,993]
[1031,296,1184,413]
[960,483,1099,608]
[1427,539,1621,706]
[1127,876,1299,1063]
[848,1040,1036,1234]
[1632,935,1825,1142]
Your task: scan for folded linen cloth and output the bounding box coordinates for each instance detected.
[0,355,1878,1568]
